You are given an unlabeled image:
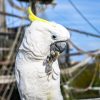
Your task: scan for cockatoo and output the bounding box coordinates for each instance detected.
[15,7,70,100]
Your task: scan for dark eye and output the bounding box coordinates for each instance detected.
[52,35,57,40]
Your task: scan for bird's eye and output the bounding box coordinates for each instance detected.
[52,35,57,40]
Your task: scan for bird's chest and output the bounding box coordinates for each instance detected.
[36,60,60,81]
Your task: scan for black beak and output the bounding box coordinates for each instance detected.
[50,41,67,53]
[50,40,71,66]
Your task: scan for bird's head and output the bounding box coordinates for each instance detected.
[27,7,70,60]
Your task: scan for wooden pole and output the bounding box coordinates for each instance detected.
[0,0,6,32]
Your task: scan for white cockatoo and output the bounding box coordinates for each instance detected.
[15,7,70,100]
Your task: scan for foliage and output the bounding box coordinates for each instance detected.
[60,55,100,99]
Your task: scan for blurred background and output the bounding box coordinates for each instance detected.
[0,0,100,100]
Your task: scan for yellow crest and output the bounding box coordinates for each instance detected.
[28,7,49,23]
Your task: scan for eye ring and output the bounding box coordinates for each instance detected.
[52,35,57,40]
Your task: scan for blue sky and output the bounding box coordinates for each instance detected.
[5,0,30,27]
[6,0,100,53]
[44,0,100,51]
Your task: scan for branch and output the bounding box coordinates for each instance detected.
[60,50,100,75]
[64,85,100,92]
[0,11,28,20]
[60,49,99,58]
[8,0,27,12]
[61,56,92,75]
[68,40,99,57]
[0,47,10,51]
[0,60,14,65]
[66,27,100,38]
[0,75,15,84]
[0,24,23,98]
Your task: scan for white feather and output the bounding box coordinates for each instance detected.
[15,21,70,100]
